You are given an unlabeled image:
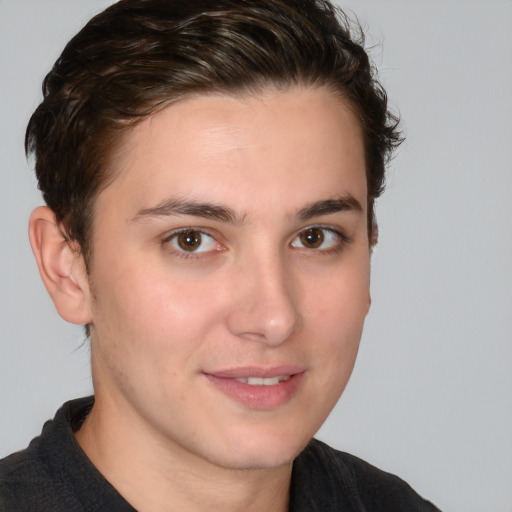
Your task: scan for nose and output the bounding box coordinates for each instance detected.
[225,255,301,346]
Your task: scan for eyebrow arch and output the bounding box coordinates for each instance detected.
[296,195,363,221]
[132,197,242,224]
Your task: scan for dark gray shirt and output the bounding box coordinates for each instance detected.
[0,397,440,511]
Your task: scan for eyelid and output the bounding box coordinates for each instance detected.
[162,226,221,242]
[290,225,352,251]
[162,227,225,258]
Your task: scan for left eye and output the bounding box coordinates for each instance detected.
[290,227,341,250]
[167,230,219,253]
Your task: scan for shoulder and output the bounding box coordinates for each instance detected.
[291,439,441,512]
[0,429,59,509]
[0,397,96,511]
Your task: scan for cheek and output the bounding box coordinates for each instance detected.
[88,266,219,407]
[305,264,370,331]
[90,258,225,355]
[304,264,370,380]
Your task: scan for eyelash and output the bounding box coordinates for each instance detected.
[162,225,352,260]
[162,228,222,261]
[291,226,352,255]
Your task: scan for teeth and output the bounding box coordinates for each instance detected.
[236,376,290,386]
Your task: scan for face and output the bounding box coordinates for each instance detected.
[85,87,371,470]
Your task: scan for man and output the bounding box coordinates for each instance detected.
[0,0,440,510]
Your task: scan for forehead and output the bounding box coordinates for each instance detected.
[97,86,367,219]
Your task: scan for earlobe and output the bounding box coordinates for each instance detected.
[28,206,92,325]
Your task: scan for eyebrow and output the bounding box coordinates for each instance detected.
[133,197,243,224]
[296,195,363,220]
[132,194,362,224]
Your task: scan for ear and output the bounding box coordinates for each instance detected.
[28,206,93,325]
[367,222,377,312]
[370,222,379,251]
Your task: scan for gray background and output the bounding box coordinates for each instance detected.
[1,1,511,511]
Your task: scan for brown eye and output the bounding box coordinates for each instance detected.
[291,227,344,252]
[176,231,202,251]
[299,228,325,248]
[167,230,218,253]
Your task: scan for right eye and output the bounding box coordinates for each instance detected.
[166,229,220,254]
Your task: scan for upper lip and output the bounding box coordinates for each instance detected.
[204,365,305,379]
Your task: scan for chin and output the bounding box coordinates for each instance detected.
[200,426,313,471]
[210,448,300,471]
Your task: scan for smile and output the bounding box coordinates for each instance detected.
[204,367,305,410]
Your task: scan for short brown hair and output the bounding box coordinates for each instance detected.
[26,0,402,266]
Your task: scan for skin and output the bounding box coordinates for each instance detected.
[31,86,371,512]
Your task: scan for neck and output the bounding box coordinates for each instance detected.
[75,396,292,512]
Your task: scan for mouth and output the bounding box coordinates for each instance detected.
[203,366,305,410]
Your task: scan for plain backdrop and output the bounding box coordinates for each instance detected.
[1,1,511,511]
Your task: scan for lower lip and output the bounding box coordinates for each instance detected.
[204,373,305,410]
